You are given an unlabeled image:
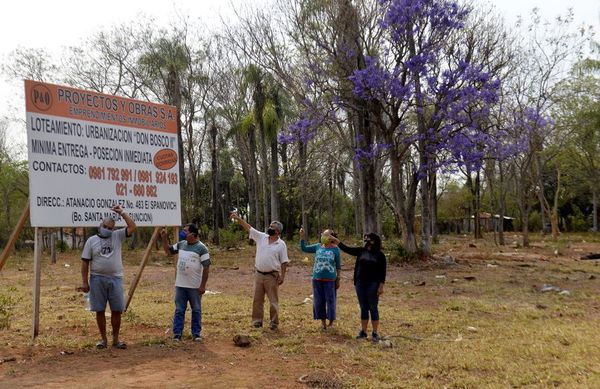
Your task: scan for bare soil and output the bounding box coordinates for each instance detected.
[1,233,600,388]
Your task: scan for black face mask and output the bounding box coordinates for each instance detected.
[267,228,277,236]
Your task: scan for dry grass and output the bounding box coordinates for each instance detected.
[1,233,600,387]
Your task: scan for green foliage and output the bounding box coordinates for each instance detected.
[240,112,255,134]
[262,100,280,142]
[218,222,246,249]
[0,293,16,329]
[437,181,471,227]
[198,224,211,241]
[56,239,68,252]
[566,204,589,232]
[0,147,28,246]
[138,37,189,80]
[528,210,542,232]
[385,239,420,264]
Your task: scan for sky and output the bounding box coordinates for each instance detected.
[1,0,599,149]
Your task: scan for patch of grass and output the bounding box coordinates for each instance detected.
[0,294,16,329]
[272,335,307,354]
[140,336,167,346]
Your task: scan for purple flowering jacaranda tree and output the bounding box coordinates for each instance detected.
[349,0,502,255]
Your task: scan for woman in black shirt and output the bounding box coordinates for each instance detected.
[328,232,386,342]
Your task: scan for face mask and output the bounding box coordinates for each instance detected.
[99,227,113,238]
[320,235,329,245]
[267,228,276,236]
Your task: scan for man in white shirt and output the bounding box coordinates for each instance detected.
[230,213,289,330]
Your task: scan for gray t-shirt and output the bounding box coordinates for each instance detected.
[82,228,128,277]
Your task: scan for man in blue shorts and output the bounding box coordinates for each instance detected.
[80,205,136,349]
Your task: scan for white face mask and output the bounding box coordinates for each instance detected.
[99,226,113,238]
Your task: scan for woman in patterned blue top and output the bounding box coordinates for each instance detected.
[299,228,341,329]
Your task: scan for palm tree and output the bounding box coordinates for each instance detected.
[138,37,189,217]
[241,64,285,228]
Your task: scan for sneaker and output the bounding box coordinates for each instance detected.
[356,330,368,339]
[269,323,278,331]
[173,335,182,342]
[371,332,381,343]
[252,322,263,328]
[193,335,202,341]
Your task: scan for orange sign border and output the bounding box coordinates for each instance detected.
[25,80,177,134]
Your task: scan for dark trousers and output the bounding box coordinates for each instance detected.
[355,281,380,321]
[312,279,336,321]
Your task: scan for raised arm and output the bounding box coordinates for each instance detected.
[230,212,251,232]
[160,228,173,255]
[328,235,363,256]
[299,227,318,253]
[112,205,136,236]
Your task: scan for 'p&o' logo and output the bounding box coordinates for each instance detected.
[31,84,52,111]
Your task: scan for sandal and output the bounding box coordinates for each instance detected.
[112,341,127,349]
[96,340,107,349]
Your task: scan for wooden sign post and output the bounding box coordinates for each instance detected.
[0,202,30,272]
[32,227,42,339]
[125,227,160,311]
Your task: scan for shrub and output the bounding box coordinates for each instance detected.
[0,294,15,330]
[219,223,246,249]
[567,205,589,232]
[386,239,421,264]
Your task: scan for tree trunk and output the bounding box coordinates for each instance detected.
[475,170,482,239]
[517,166,531,248]
[498,162,506,245]
[3,187,11,240]
[235,131,255,227]
[419,170,432,256]
[269,139,280,222]
[188,120,199,219]
[593,190,598,232]
[211,124,220,246]
[299,141,309,236]
[408,31,431,256]
[389,146,417,253]
[522,202,530,247]
[167,70,186,220]
[248,127,261,228]
[550,169,561,240]
[50,230,56,264]
[352,169,362,236]
[429,169,438,243]
[328,162,335,227]
[259,130,270,227]
[356,105,377,235]
[358,156,377,234]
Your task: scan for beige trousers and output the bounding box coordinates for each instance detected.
[252,272,279,326]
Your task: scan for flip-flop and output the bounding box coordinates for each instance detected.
[96,340,107,349]
[112,341,127,349]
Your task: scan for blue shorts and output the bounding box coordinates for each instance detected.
[89,274,125,312]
